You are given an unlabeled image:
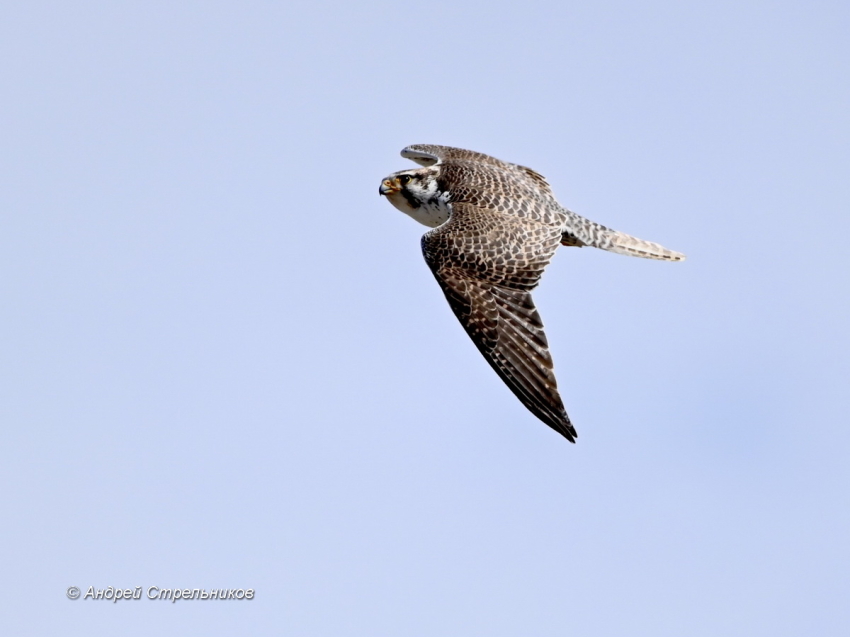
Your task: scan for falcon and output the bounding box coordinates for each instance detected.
[379,145,684,442]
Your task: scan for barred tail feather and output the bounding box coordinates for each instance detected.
[561,209,686,262]
[602,231,686,261]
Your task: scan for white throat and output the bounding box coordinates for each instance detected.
[386,181,452,228]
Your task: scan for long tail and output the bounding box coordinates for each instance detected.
[561,209,686,262]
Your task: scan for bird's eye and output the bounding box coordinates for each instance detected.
[399,174,412,186]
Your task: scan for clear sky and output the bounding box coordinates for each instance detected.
[1,1,848,635]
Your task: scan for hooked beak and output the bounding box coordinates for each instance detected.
[379,178,400,196]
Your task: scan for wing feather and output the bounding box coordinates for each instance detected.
[432,270,576,442]
[402,144,557,200]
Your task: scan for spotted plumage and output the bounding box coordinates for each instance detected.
[379,145,685,442]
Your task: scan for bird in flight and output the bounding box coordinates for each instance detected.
[379,145,684,442]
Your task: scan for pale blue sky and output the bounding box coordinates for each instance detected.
[1,1,849,635]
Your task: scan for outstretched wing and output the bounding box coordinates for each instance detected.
[428,267,576,442]
[421,196,575,441]
[402,144,558,202]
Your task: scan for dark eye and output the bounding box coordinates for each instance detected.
[399,174,412,186]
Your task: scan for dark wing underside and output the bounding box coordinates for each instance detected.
[431,268,576,442]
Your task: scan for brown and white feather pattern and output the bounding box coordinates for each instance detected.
[379,144,685,442]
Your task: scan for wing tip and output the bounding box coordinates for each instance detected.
[555,421,578,443]
[401,145,440,166]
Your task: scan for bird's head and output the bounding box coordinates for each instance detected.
[379,167,450,228]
